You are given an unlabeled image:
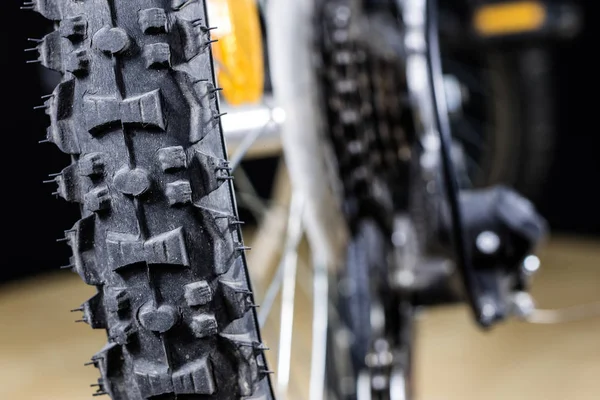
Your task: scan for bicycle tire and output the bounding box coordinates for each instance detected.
[481,47,555,199]
[29,0,272,398]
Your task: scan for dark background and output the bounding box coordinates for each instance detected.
[1,0,597,283]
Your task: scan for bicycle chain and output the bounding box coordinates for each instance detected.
[316,0,413,227]
[316,1,416,397]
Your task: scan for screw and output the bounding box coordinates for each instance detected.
[476,231,501,255]
[480,297,497,324]
[522,255,541,275]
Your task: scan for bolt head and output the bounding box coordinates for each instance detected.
[522,255,541,275]
[480,298,497,323]
[511,291,535,319]
[476,231,501,255]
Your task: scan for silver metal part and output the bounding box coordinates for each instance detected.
[480,297,497,323]
[366,339,394,369]
[391,216,419,291]
[257,192,305,328]
[359,339,408,399]
[267,0,349,276]
[267,1,351,398]
[510,291,536,319]
[310,253,329,400]
[370,302,387,338]
[276,193,305,398]
[401,0,443,203]
[357,371,373,400]
[221,98,283,159]
[522,254,541,275]
[389,367,408,400]
[527,302,600,324]
[443,74,465,116]
[475,230,501,255]
[330,323,357,398]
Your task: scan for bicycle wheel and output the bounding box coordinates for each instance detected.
[28,0,273,398]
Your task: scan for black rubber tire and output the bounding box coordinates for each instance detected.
[29,0,272,398]
[443,48,556,199]
[480,47,555,199]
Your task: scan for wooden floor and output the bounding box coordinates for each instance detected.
[0,236,598,399]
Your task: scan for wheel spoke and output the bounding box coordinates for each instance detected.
[258,191,305,328]
[229,104,286,171]
[275,192,305,398]
[258,260,285,328]
[442,59,490,96]
[233,167,268,219]
[230,120,274,171]
[453,118,483,150]
[309,254,329,400]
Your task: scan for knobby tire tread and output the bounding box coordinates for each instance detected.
[28,0,273,398]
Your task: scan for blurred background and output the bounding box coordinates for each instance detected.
[0,0,598,399]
